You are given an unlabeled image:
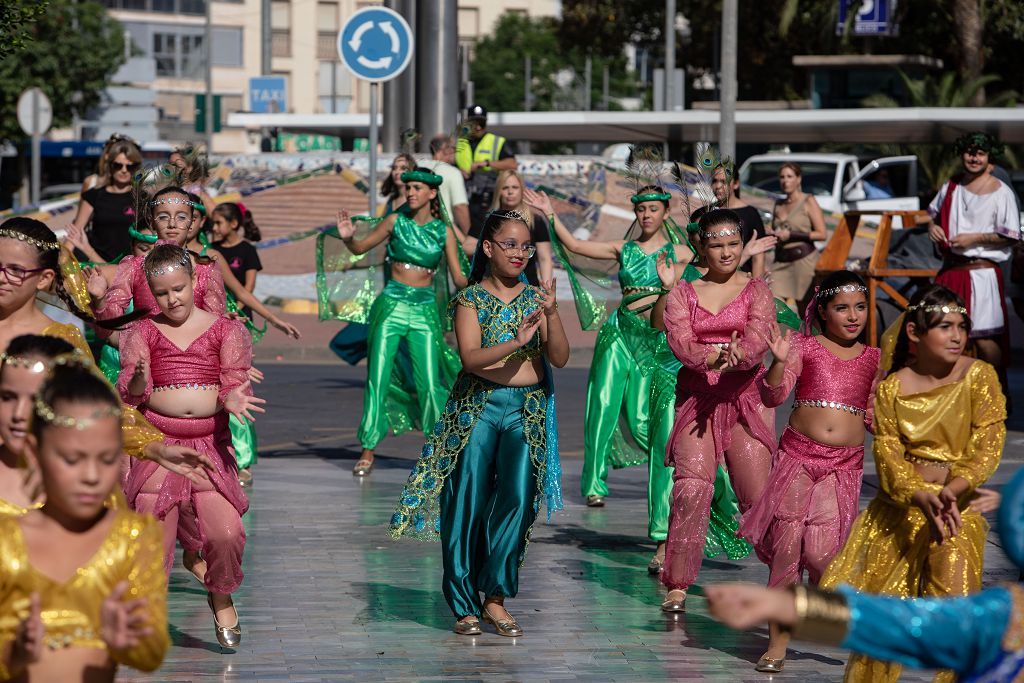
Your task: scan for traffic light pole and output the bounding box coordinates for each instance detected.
[205,0,214,154]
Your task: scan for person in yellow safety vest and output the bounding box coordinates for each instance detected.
[456,104,518,235]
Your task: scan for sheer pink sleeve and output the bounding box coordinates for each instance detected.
[759,334,802,407]
[663,283,716,371]
[217,318,253,404]
[198,262,227,315]
[864,355,884,433]
[96,257,139,320]
[735,280,774,370]
[117,322,153,407]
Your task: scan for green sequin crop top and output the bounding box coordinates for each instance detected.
[618,240,676,293]
[455,283,544,362]
[387,212,447,271]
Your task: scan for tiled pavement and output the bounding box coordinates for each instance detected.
[119,364,1024,682]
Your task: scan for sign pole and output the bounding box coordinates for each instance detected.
[31,91,40,205]
[368,82,379,216]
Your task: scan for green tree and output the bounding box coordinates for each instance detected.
[0,0,126,142]
[0,1,48,63]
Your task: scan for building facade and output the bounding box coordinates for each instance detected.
[98,0,559,153]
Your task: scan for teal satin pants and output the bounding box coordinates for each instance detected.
[358,283,450,449]
[440,384,540,619]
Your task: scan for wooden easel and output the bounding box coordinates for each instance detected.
[815,210,934,344]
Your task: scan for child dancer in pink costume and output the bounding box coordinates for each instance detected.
[117,244,263,649]
[738,270,882,673]
[657,209,777,612]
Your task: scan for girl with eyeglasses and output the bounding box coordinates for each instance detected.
[335,166,468,476]
[71,137,144,262]
[389,208,568,638]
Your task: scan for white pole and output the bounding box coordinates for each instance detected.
[31,90,40,205]
[665,0,675,112]
[720,0,738,159]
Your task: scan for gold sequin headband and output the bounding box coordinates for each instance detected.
[0,229,59,252]
[31,352,123,430]
[906,303,968,316]
[817,284,868,299]
[0,354,49,373]
[701,227,741,240]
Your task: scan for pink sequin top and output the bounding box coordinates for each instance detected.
[664,278,775,395]
[117,316,252,408]
[95,254,227,320]
[760,333,882,428]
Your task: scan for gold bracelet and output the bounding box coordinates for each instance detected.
[788,584,850,645]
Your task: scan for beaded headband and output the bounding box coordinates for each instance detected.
[148,197,200,208]
[817,283,868,299]
[0,229,59,252]
[400,170,443,187]
[906,303,969,316]
[0,354,49,373]
[31,351,123,430]
[631,191,672,205]
[128,225,158,244]
[701,227,741,240]
[488,209,531,227]
[144,251,191,278]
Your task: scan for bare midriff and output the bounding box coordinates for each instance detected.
[788,406,866,448]
[147,386,219,418]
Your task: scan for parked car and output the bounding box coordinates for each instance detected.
[739,153,920,226]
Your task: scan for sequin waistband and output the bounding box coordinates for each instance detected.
[904,453,952,469]
[793,399,865,416]
[153,383,219,392]
[621,285,661,295]
[387,257,436,274]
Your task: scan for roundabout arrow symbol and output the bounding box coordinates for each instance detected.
[357,54,393,69]
[380,21,400,53]
[348,20,373,51]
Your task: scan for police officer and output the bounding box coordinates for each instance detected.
[456,104,517,234]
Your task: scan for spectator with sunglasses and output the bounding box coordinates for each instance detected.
[71,136,144,262]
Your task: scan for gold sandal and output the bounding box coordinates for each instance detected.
[755,654,785,673]
[352,458,374,477]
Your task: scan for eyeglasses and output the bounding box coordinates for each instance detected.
[489,240,536,258]
[111,161,141,172]
[0,263,47,285]
[154,212,192,225]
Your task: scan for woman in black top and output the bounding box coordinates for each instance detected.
[689,163,774,277]
[70,138,142,262]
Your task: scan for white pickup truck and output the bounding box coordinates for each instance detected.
[738,153,920,224]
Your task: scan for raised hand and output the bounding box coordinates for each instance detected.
[336,209,356,241]
[538,278,558,314]
[127,359,149,397]
[514,308,543,347]
[767,326,793,364]
[100,582,152,651]
[523,188,554,217]
[9,593,44,673]
[656,250,676,290]
[223,385,267,423]
[63,223,91,253]
[725,330,746,367]
[84,265,108,300]
[741,234,777,262]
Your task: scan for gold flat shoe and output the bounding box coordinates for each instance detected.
[660,592,686,613]
[207,593,241,648]
[238,468,253,488]
[755,655,785,673]
[352,459,374,477]
[453,619,482,636]
[482,609,523,637]
[586,495,605,508]
[647,555,664,575]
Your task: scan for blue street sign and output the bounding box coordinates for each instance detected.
[249,76,287,113]
[836,0,896,36]
[337,6,414,83]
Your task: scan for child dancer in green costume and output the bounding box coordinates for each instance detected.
[390,208,569,638]
[335,167,468,476]
[524,186,745,573]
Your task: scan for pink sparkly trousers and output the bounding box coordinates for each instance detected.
[661,369,775,591]
[739,426,863,587]
[127,410,248,595]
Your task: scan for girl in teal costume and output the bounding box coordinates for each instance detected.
[335,167,468,476]
[525,186,745,573]
[389,208,569,638]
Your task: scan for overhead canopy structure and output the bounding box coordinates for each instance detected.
[228,107,1024,144]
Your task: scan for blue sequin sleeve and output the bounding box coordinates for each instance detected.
[838,584,1012,676]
